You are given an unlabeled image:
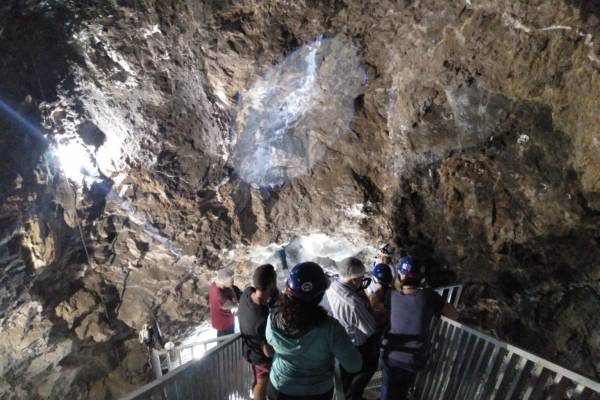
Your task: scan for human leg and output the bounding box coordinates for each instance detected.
[252,363,271,400]
[341,363,377,399]
[350,340,379,399]
[254,377,268,400]
[341,339,378,400]
[396,370,416,400]
[380,363,415,400]
[339,364,357,400]
[266,380,280,400]
[380,362,398,400]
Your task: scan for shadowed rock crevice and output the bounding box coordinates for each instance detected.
[392,94,600,378]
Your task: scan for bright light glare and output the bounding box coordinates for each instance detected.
[180,318,239,361]
[53,141,98,184]
[245,232,376,275]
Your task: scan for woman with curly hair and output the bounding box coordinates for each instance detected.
[265,262,362,400]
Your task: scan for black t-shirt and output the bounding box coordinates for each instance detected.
[238,287,271,365]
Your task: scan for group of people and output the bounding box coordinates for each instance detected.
[208,245,458,400]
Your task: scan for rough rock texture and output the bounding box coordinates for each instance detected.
[0,0,599,398]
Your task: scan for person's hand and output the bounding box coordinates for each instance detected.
[441,303,459,320]
[231,306,239,315]
[233,285,242,300]
[262,343,275,358]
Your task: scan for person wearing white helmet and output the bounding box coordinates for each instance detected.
[322,257,378,400]
[367,243,395,296]
[376,243,394,266]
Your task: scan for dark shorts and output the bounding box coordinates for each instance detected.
[216,324,235,337]
[266,380,333,400]
[253,362,271,381]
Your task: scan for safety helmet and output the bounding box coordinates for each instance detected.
[372,263,393,286]
[377,243,394,257]
[397,256,416,276]
[286,262,330,301]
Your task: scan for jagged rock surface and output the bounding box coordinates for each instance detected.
[0,0,599,398]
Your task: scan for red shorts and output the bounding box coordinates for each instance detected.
[252,362,271,382]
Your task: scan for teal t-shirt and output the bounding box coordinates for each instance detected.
[265,314,362,396]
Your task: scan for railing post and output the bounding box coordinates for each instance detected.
[150,349,162,379]
[455,285,463,307]
[166,351,173,372]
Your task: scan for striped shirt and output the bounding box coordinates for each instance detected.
[321,280,377,346]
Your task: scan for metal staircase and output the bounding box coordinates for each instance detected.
[121,285,600,400]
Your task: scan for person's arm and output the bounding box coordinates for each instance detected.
[368,288,383,309]
[221,299,237,311]
[441,303,459,319]
[319,292,331,315]
[233,285,242,300]
[262,343,275,358]
[431,289,458,319]
[353,298,377,338]
[368,292,376,309]
[219,288,239,311]
[265,316,276,349]
[258,320,274,357]
[330,319,362,373]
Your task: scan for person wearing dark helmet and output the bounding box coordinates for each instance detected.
[265,262,362,400]
[368,244,394,294]
[368,263,394,332]
[380,256,458,400]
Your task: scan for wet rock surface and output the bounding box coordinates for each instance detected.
[0,0,599,398]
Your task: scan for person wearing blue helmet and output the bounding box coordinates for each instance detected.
[367,243,395,294]
[379,256,458,400]
[265,262,361,400]
[397,256,419,282]
[368,263,394,331]
[372,263,394,286]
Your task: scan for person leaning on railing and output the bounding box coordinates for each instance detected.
[265,262,362,400]
[380,256,459,400]
[238,264,279,400]
[208,268,240,337]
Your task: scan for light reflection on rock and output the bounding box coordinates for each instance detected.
[232,35,366,188]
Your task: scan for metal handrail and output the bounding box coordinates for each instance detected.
[121,284,600,399]
[155,333,237,373]
[414,317,600,400]
[159,334,238,355]
[433,284,463,307]
[121,333,252,400]
[363,284,463,393]
[155,285,463,376]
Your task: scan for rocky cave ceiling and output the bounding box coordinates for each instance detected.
[0,0,599,398]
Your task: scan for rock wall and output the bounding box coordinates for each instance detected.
[0,0,599,398]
